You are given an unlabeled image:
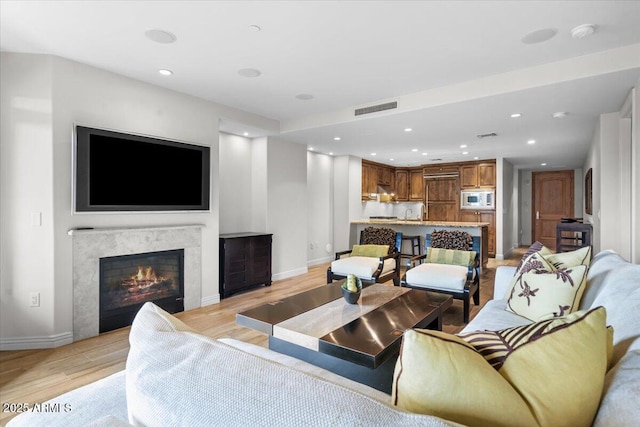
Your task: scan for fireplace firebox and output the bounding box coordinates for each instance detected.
[99,249,184,333]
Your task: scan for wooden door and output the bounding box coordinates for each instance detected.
[425,177,459,220]
[532,170,574,251]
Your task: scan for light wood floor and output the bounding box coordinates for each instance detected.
[0,252,522,426]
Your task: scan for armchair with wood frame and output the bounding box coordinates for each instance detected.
[327,227,402,286]
[401,230,480,323]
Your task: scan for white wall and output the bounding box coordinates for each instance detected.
[307,152,334,265]
[633,83,640,263]
[266,137,308,280]
[1,53,56,340]
[1,53,276,348]
[251,137,268,232]
[500,159,516,258]
[219,133,253,233]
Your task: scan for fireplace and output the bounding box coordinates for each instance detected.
[99,249,185,333]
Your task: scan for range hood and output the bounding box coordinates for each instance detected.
[377,185,395,195]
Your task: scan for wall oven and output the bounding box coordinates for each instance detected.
[461,190,494,209]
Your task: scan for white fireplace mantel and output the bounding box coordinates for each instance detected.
[69,224,204,341]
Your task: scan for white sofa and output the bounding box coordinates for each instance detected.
[7,250,639,426]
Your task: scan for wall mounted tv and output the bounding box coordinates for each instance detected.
[74,126,210,212]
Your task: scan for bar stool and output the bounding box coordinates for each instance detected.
[401,235,421,259]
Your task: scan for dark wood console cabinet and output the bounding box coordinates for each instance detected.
[219,232,272,299]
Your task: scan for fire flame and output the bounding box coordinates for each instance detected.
[128,266,166,286]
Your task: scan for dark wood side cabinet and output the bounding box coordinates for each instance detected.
[556,222,592,253]
[219,232,273,299]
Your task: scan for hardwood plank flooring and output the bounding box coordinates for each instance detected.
[0,250,522,425]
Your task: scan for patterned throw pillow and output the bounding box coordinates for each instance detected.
[361,227,397,253]
[430,230,472,251]
[392,307,608,427]
[505,252,588,321]
[544,245,592,269]
[514,241,552,271]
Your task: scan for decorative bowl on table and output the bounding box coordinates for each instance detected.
[341,275,362,304]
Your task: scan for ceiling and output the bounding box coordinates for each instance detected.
[2,1,640,170]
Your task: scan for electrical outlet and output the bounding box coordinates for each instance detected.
[30,292,40,307]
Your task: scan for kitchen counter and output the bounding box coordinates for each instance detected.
[352,219,490,227]
[349,220,490,270]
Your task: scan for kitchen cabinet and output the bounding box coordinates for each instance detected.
[408,168,424,201]
[219,233,272,299]
[461,162,496,188]
[361,163,377,199]
[459,210,495,257]
[425,175,459,221]
[395,169,409,201]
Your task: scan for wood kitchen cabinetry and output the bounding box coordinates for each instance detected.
[408,168,424,201]
[461,162,496,188]
[459,210,495,256]
[219,233,272,299]
[362,160,395,200]
[394,169,409,201]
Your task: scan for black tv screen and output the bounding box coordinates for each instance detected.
[74,126,210,212]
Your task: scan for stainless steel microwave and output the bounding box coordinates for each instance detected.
[461,190,494,209]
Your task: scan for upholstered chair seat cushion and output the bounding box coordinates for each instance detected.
[404,263,468,291]
[330,256,395,280]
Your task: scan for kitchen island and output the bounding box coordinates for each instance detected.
[350,219,490,270]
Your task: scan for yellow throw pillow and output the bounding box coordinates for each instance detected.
[505,252,588,321]
[426,247,476,267]
[350,244,389,257]
[543,245,592,269]
[392,307,608,427]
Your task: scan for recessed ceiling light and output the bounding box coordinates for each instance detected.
[329,152,334,155]
[243,132,249,136]
[404,128,413,132]
[309,147,314,151]
[333,137,341,141]
[371,153,377,156]
[541,163,547,166]
[248,24,261,32]
[473,156,479,160]
[510,113,523,118]
[552,112,568,119]
[527,139,536,145]
[158,69,173,76]
[462,151,469,155]
[238,68,261,78]
[295,93,314,100]
[389,158,394,161]
[571,24,596,39]
[422,152,428,156]
[521,28,557,44]
[411,148,418,152]
[145,29,177,44]
[460,144,467,148]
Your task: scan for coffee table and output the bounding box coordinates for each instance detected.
[236,282,453,393]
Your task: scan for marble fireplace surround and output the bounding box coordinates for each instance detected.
[69,225,203,341]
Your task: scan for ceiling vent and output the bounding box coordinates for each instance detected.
[355,101,398,116]
[476,132,498,139]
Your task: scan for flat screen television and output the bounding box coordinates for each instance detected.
[74,126,210,212]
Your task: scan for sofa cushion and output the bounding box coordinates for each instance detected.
[460,298,531,334]
[392,307,608,427]
[593,349,640,427]
[405,263,468,291]
[505,252,588,321]
[331,256,395,279]
[350,244,390,257]
[514,241,552,271]
[5,371,128,427]
[126,302,456,427]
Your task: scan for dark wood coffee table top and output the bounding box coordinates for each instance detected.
[237,283,452,368]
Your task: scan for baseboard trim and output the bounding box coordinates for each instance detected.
[307,256,332,267]
[201,294,220,307]
[272,266,308,281]
[0,332,74,351]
